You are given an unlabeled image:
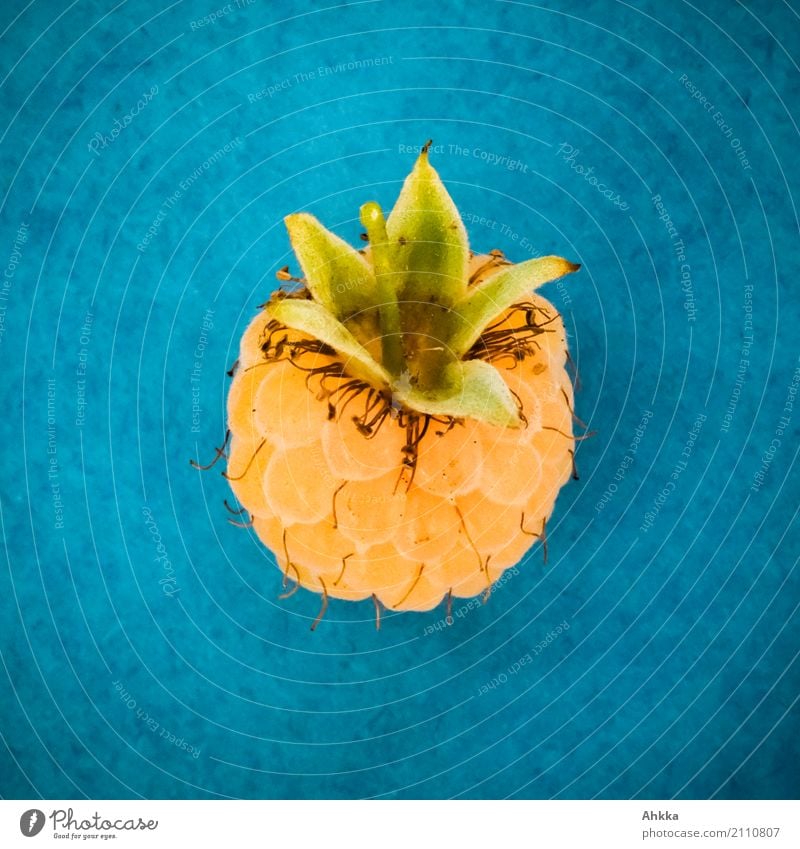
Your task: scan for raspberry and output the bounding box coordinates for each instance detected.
[222,142,580,620]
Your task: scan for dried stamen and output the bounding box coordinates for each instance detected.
[310,578,329,631]
[455,504,484,574]
[334,553,352,587]
[372,594,382,630]
[190,430,231,470]
[331,482,347,529]
[561,387,589,429]
[393,564,425,609]
[568,448,579,480]
[227,513,254,528]
[279,562,301,599]
[222,438,268,481]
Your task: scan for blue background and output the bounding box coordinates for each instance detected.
[1,0,798,800]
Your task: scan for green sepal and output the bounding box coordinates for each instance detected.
[392,358,521,428]
[267,298,391,390]
[448,256,580,354]
[386,146,469,305]
[284,213,376,321]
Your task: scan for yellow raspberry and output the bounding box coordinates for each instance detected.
[222,142,580,621]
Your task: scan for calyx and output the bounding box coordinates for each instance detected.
[269,142,579,428]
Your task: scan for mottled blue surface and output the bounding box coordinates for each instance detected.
[1,0,798,800]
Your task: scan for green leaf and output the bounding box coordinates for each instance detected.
[448,256,580,354]
[386,146,469,305]
[268,298,391,390]
[392,358,521,428]
[359,202,403,376]
[285,213,376,320]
